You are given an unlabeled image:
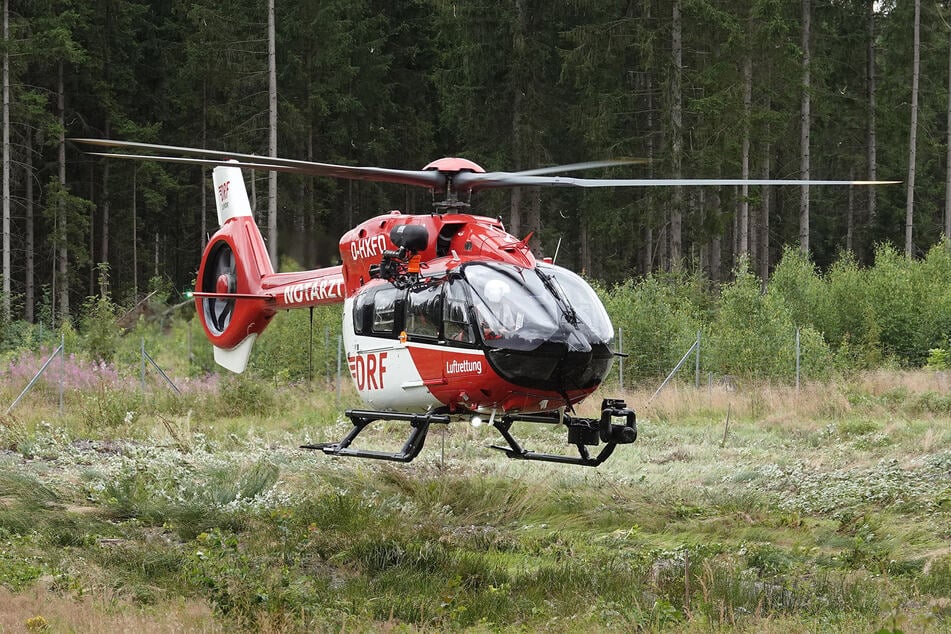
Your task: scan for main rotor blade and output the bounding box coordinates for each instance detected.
[508,158,648,177]
[73,138,445,189]
[454,173,901,191]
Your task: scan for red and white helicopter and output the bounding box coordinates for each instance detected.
[75,139,894,467]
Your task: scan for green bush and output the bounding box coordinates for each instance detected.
[80,295,120,363]
[915,244,951,359]
[705,260,833,380]
[866,245,922,364]
[926,345,950,370]
[769,246,827,332]
[824,255,884,369]
[600,272,703,385]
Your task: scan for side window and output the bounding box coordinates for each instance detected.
[443,280,475,344]
[353,291,371,335]
[372,286,401,335]
[406,284,441,339]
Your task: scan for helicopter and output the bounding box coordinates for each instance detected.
[74,138,896,467]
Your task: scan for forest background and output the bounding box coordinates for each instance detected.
[0,0,950,375]
[1,3,950,631]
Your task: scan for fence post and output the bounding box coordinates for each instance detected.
[335,334,342,408]
[618,327,624,389]
[795,327,801,391]
[695,330,701,388]
[59,332,65,413]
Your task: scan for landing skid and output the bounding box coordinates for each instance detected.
[490,399,637,467]
[301,410,451,463]
[301,399,636,467]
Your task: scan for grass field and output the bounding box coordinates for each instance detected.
[0,370,949,632]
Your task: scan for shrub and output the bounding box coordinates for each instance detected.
[600,273,702,385]
[866,244,921,364]
[926,345,950,370]
[769,246,827,332]
[915,244,951,358]
[706,260,833,380]
[80,295,120,363]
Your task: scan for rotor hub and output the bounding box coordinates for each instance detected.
[422,157,485,174]
[216,273,234,295]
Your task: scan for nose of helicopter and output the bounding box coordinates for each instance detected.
[485,341,614,394]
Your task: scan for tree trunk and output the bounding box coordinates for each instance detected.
[905,0,920,258]
[509,0,527,239]
[799,0,811,255]
[267,0,278,270]
[25,132,33,323]
[100,122,110,298]
[739,53,752,259]
[526,187,541,253]
[945,15,951,241]
[867,3,877,229]
[847,167,855,253]
[643,67,656,275]
[87,161,94,297]
[2,0,9,321]
[760,141,772,282]
[670,0,683,267]
[57,62,68,323]
[710,187,721,281]
[132,167,138,298]
[201,86,207,249]
[580,217,590,275]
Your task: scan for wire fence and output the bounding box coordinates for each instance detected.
[5,332,348,416]
[619,327,806,399]
[9,324,813,414]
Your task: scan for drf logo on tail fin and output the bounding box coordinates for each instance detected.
[217,181,230,202]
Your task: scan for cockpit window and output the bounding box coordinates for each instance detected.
[371,286,401,335]
[537,263,614,343]
[443,279,475,344]
[463,263,561,351]
[460,262,614,352]
[405,284,441,339]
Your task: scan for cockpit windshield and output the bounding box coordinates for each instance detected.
[461,262,614,351]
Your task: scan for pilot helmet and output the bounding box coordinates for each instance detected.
[484,278,511,303]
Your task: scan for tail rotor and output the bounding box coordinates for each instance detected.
[202,241,237,335]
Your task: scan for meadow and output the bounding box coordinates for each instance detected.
[0,344,948,632]
[0,246,949,631]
